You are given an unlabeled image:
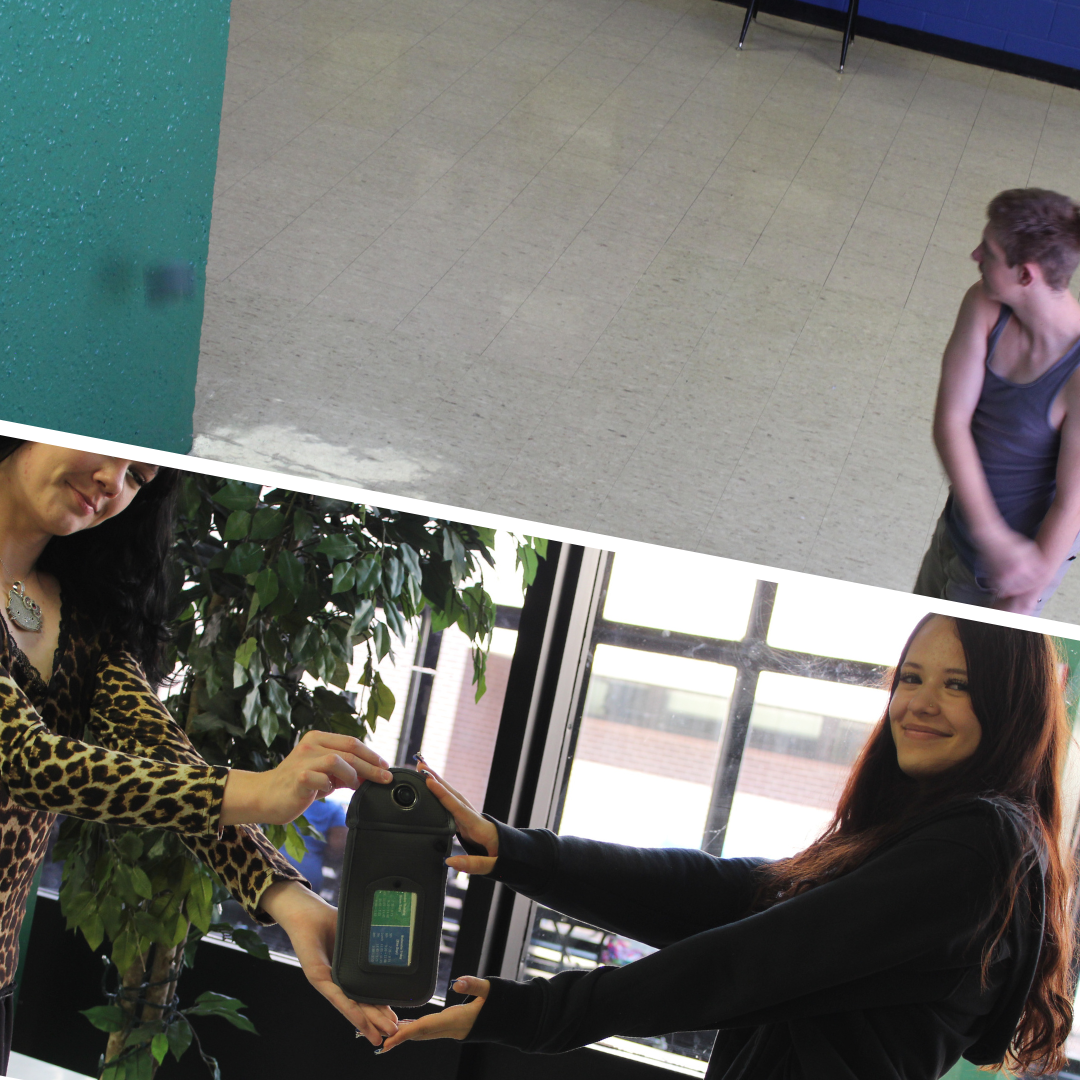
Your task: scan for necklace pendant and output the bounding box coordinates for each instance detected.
[7,582,43,633]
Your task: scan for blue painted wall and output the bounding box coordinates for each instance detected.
[0,0,231,452]
[811,0,1080,71]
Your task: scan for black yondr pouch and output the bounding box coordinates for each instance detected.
[332,767,455,1007]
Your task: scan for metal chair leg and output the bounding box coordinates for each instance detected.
[739,0,757,49]
[839,0,858,71]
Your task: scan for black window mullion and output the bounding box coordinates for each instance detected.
[395,609,442,767]
[700,581,777,856]
[448,541,574,999]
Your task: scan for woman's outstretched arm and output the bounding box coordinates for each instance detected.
[82,649,399,1046]
[423,766,764,946]
[384,806,1003,1056]
[486,820,766,947]
[81,649,393,918]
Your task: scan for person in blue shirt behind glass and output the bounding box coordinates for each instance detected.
[281,795,348,898]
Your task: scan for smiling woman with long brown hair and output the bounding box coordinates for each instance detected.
[384,614,1076,1079]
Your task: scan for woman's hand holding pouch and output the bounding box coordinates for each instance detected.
[415,758,498,876]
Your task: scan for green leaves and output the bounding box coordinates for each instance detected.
[276,549,304,596]
[228,928,271,962]
[252,567,279,609]
[249,507,285,540]
[151,1032,169,1065]
[131,866,153,900]
[316,533,358,562]
[331,562,354,594]
[223,511,250,541]
[186,992,258,1035]
[282,821,309,863]
[234,637,257,670]
[213,480,259,512]
[224,542,264,577]
[62,476,547,1080]
[167,1016,193,1061]
[82,1005,126,1033]
[516,535,548,587]
[187,873,213,935]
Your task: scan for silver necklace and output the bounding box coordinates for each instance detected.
[0,554,43,633]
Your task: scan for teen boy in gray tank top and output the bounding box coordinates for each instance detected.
[915,188,1080,616]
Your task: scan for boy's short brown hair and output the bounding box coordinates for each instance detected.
[986,188,1080,290]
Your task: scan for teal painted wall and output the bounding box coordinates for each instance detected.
[941,1060,989,1080]
[1,0,230,451]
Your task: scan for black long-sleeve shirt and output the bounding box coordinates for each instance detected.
[465,797,1044,1080]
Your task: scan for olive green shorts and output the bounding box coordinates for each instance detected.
[913,511,1078,615]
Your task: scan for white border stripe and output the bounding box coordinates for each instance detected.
[3,418,1076,640]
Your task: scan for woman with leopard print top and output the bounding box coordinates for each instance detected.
[0,441,402,1072]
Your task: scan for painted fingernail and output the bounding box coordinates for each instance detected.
[374,1047,387,1055]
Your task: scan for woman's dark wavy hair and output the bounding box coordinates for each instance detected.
[755,615,1075,1075]
[0,439,180,685]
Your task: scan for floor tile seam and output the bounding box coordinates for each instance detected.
[231,19,371,83]
[1023,99,1053,188]
[582,29,760,250]
[895,66,984,314]
[406,1,551,114]
[370,141,594,338]
[802,395,905,555]
[469,277,637,494]
[514,0,621,55]
[578,301,729,541]
[216,7,743,303]
[724,29,851,273]
[733,38,862,394]
[692,360,807,550]
[532,0,731,125]
[234,91,501,323]
[253,0,481,111]
[480,400,571,496]
[223,7,536,299]
[665,31,807,258]
[220,33,415,188]
[383,61,654,349]
[650,27,839,525]
[213,136,398,288]
[393,3,662,295]
[642,5,727,82]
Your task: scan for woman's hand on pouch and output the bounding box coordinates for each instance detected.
[376,977,489,1053]
[416,762,499,876]
[220,732,393,827]
[259,880,399,1046]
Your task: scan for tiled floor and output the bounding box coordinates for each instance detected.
[192,0,1080,620]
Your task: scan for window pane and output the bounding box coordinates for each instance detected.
[217,612,519,1001]
[767,577,927,665]
[559,646,736,848]
[483,533,529,609]
[526,643,736,1068]
[603,549,757,641]
[722,673,888,860]
[414,623,517,996]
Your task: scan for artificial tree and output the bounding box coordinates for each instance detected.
[55,473,544,1079]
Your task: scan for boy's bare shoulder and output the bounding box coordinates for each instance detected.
[956,281,1002,327]
[940,282,1002,377]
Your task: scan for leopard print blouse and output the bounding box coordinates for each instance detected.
[0,604,305,984]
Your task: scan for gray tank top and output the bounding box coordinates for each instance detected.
[946,304,1080,572]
